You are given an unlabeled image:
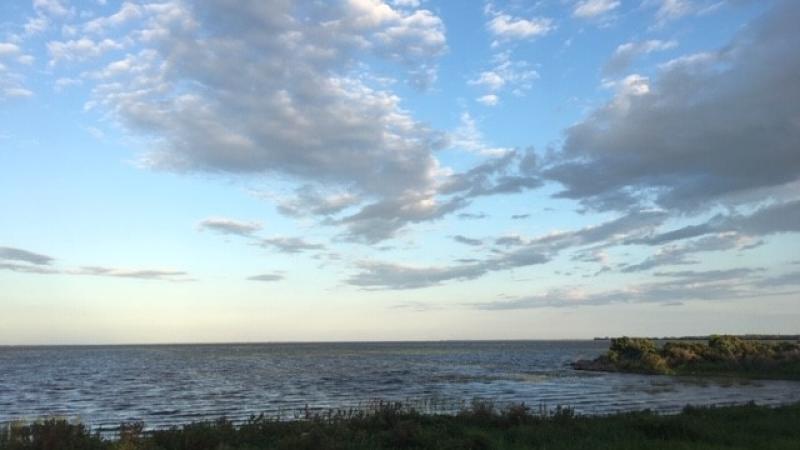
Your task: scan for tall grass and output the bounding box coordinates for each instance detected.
[2,401,799,449]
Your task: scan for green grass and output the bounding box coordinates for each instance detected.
[2,401,800,449]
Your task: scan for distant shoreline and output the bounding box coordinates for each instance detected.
[3,335,800,347]
[593,334,800,341]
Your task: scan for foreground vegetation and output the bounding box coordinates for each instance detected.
[574,335,800,379]
[2,401,800,450]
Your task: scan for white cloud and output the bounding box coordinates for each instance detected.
[451,112,510,156]
[54,77,82,91]
[33,0,72,17]
[469,51,539,103]
[653,0,693,22]
[487,13,554,42]
[604,39,677,75]
[24,16,49,35]
[477,94,499,106]
[47,38,124,65]
[2,87,34,98]
[573,0,621,19]
[646,0,728,26]
[391,0,420,7]
[83,2,143,34]
[0,43,21,57]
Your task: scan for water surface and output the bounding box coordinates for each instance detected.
[2,341,798,430]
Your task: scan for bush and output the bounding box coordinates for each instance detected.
[585,336,800,379]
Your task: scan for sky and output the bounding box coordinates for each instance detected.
[1,0,798,344]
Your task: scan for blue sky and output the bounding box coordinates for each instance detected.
[1,0,798,344]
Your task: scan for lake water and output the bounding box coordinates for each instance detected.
[1,341,798,430]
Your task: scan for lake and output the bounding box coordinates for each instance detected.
[2,341,798,430]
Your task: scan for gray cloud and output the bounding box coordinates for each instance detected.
[198,217,262,237]
[638,199,800,246]
[510,214,530,220]
[0,246,191,281]
[620,247,698,273]
[347,208,667,289]
[653,267,764,281]
[548,2,800,212]
[452,235,483,246]
[247,273,285,282]
[0,246,54,265]
[348,261,488,290]
[475,266,774,310]
[495,235,525,247]
[74,266,193,281]
[457,212,487,220]
[622,232,755,272]
[259,237,325,254]
[275,185,360,218]
[0,262,59,274]
[334,148,542,243]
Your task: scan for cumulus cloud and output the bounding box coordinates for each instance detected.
[486,10,554,43]
[197,217,263,237]
[547,2,800,213]
[71,0,486,242]
[87,0,446,192]
[604,39,677,75]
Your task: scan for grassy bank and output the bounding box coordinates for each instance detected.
[2,401,800,449]
[574,335,800,380]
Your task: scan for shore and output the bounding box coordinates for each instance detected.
[3,401,800,449]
